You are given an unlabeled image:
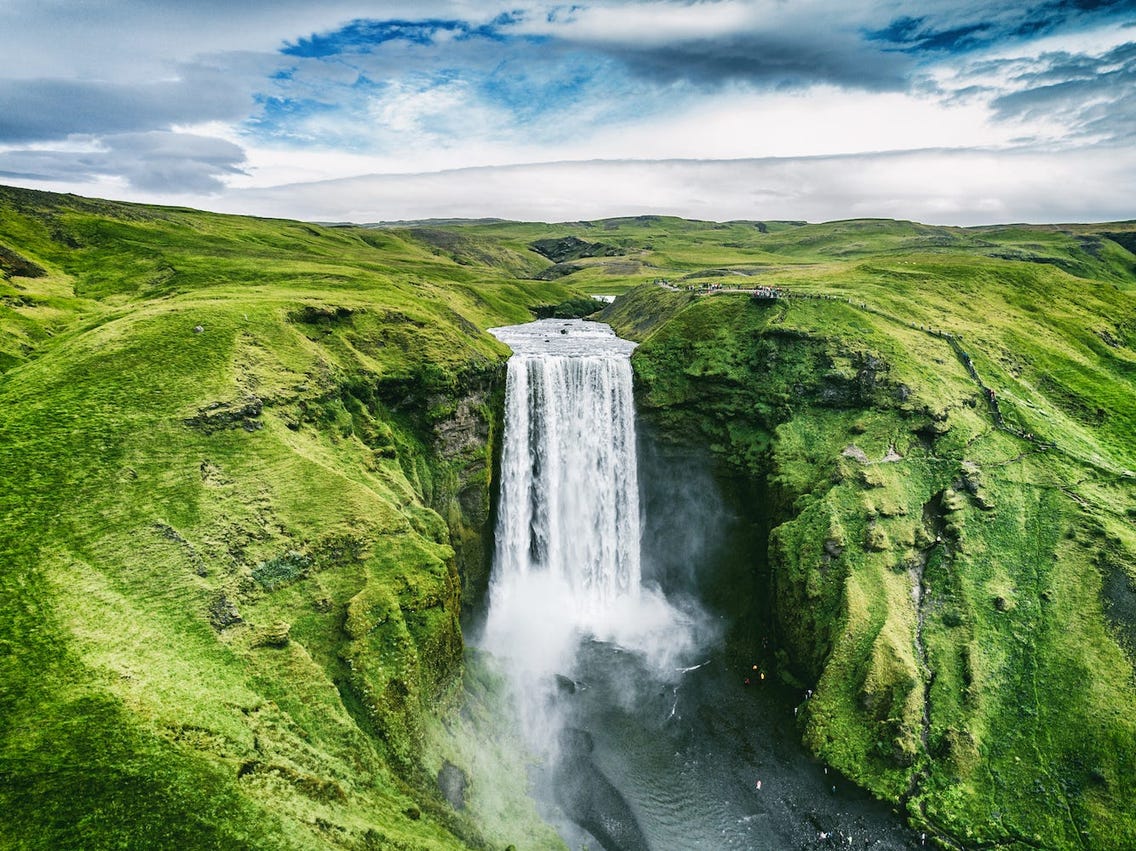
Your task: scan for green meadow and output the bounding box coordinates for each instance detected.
[2,184,1135,849]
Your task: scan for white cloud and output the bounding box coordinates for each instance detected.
[370,79,498,139]
[0,1,470,79]
[564,86,1021,160]
[214,82,1051,182]
[186,147,1136,226]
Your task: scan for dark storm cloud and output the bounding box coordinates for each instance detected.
[0,132,247,193]
[528,0,1135,95]
[990,41,1136,141]
[599,31,912,91]
[865,16,994,54]
[868,0,1136,55]
[0,67,253,144]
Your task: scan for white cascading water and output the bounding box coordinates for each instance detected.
[481,319,695,754]
[492,320,641,609]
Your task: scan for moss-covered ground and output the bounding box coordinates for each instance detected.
[3,186,1135,849]
[600,222,1136,849]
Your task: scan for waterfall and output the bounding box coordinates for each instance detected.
[481,319,696,756]
[492,321,641,611]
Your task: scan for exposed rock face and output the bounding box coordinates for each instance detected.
[316,363,504,773]
[437,760,467,810]
[529,235,623,263]
[424,368,504,613]
[0,243,46,278]
[535,261,583,280]
[208,594,243,630]
[183,395,263,433]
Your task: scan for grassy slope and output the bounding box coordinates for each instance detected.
[407,215,1136,297]
[602,219,1136,849]
[0,186,572,850]
[4,189,1136,849]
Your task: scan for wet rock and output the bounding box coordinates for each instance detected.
[554,727,650,851]
[555,674,578,694]
[559,727,594,754]
[437,760,467,810]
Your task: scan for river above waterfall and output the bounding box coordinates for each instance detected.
[475,318,919,850]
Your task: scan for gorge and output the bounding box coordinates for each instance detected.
[476,318,921,849]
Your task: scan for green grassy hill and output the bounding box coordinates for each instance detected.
[601,226,1136,848]
[0,186,573,849]
[3,185,1135,849]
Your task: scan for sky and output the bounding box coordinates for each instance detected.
[1,0,1134,225]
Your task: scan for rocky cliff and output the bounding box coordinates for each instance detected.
[607,272,1136,849]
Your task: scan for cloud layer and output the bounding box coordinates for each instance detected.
[0,1,1132,223]
[215,148,1136,225]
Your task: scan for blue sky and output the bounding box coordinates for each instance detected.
[0,1,1133,223]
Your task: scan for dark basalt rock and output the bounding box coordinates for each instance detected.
[437,760,467,810]
[555,674,578,694]
[554,727,651,851]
